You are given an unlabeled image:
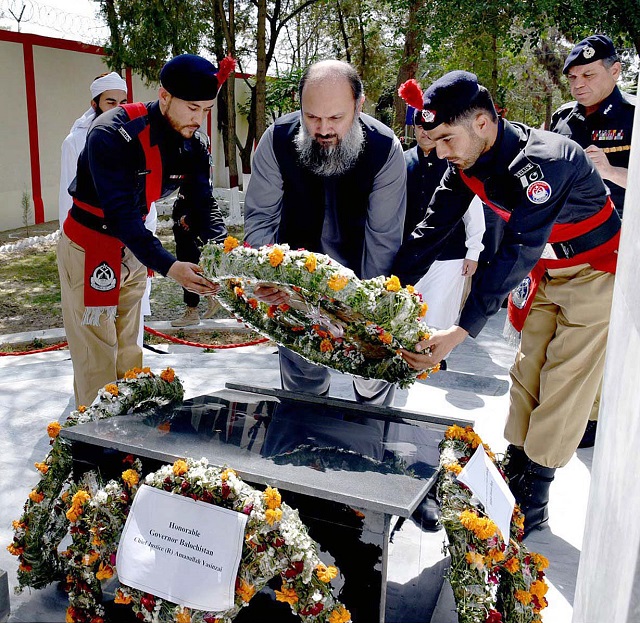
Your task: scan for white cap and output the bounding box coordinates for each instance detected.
[90,71,127,99]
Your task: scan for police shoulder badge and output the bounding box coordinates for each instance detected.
[526,180,552,204]
[514,159,544,188]
[90,261,117,292]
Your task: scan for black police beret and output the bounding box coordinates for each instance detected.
[563,35,618,74]
[160,54,219,101]
[418,70,483,130]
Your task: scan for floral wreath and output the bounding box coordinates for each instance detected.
[437,426,549,623]
[61,458,351,623]
[200,237,439,388]
[8,367,184,591]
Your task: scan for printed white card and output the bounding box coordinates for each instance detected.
[116,484,247,611]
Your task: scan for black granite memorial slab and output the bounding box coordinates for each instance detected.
[61,385,472,623]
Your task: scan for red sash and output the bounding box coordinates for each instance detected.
[63,102,163,324]
[459,172,619,331]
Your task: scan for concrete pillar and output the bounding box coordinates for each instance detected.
[0,568,9,622]
[573,83,640,623]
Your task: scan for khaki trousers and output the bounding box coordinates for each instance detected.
[504,263,614,468]
[57,233,147,407]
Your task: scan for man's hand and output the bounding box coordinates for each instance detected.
[462,259,478,277]
[253,285,291,306]
[400,325,469,368]
[584,145,628,189]
[167,261,219,295]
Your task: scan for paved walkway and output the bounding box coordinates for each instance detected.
[0,310,589,622]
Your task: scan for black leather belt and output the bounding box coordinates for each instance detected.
[70,203,109,233]
[551,208,620,259]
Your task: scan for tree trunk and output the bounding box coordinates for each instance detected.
[255,0,267,143]
[393,0,421,132]
[214,0,239,188]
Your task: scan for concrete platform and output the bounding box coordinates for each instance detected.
[0,310,591,622]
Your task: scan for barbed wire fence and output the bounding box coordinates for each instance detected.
[0,0,108,43]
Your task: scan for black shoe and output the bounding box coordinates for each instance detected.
[519,461,556,537]
[501,444,528,494]
[578,420,598,448]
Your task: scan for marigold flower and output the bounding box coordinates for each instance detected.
[385,275,401,292]
[267,305,277,318]
[221,468,237,481]
[122,469,139,489]
[247,298,258,309]
[28,488,44,503]
[486,548,505,564]
[406,284,415,294]
[160,368,176,383]
[275,584,299,605]
[504,556,520,574]
[96,562,114,580]
[465,551,485,571]
[236,578,256,602]
[34,463,49,474]
[379,331,393,345]
[12,520,25,530]
[320,338,334,353]
[269,248,285,267]
[459,510,498,540]
[47,421,62,438]
[18,562,32,572]
[327,275,349,291]
[265,508,283,525]
[316,563,338,583]
[82,551,100,566]
[7,543,24,556]
[530,579,548,599]
[515,589,532,605]
[530,552,549,570]
[173,459,188,476]
[176,608,191,623]
[328,605,351,623]
[234,286,245,298]
[91,535,103,548]
[304,254,317,272]
[444,462,462,475]
[263,486,281,509]
[104,383,119,396]
[114,589,133,605]
[419,303,428,318]
[77,405,87,413]
[445,425,482,448]
[223,236,240,253]
[65,607,75,623]
[417,372,429,380]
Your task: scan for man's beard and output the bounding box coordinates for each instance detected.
[294,115,365,177]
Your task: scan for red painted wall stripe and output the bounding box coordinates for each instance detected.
[0,29,104,55]
[22,43,45,224]
[125,67,134,102]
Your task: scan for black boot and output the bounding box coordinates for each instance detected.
[519,460,556,537]
[501,444,528,496]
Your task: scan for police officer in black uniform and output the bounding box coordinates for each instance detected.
[393,70,621,536]
[551,34,635,219]
[58,54,230,407]
[550,34,635,448]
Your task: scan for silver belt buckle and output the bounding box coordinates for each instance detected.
[540,243,558,260]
